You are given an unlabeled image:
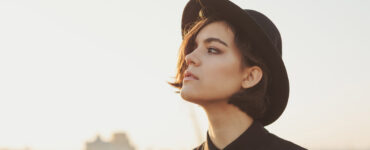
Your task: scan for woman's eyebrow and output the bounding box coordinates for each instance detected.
[204,37,228,47]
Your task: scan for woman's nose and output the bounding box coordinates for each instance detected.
[185,50,201,67]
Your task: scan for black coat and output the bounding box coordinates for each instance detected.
[193,121,307,150]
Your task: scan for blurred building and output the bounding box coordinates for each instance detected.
[85,132,135,150]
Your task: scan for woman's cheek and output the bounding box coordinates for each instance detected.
[205,65,233,89]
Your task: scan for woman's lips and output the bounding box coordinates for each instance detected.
[184,70,199,81]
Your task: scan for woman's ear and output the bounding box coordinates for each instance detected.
[241,66,263,89]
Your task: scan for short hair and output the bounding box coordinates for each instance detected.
[169,16,271,120]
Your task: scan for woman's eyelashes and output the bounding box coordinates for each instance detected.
[207,47,221,54]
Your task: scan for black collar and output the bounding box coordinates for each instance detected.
[206,121,271,150]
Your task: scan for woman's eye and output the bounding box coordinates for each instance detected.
[207,47,220,54]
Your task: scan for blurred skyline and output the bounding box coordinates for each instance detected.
[1,0,370,150]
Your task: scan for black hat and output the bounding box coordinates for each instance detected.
[181,0,289,126]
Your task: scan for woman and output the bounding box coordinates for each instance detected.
[169,0,307,149]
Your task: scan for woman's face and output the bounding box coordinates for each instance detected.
[180,21,247,104]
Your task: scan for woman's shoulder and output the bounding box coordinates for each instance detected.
[265,132,307,150]
[193,142,205,150]
[192,135,307,150]
[192,123,307,150]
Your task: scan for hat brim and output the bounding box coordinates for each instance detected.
[181,0,290,126]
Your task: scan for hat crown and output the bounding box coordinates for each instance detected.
[244,9,282,56]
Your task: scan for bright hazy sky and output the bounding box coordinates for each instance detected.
[1,0,370,150]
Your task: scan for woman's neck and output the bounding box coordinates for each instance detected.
[201,101,254,149]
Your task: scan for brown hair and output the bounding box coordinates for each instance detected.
[168,16,271,120]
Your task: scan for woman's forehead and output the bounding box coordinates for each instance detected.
[195,21,235,44]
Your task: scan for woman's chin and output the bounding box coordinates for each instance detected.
[180,89,202,103]
[180,90,193,100]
